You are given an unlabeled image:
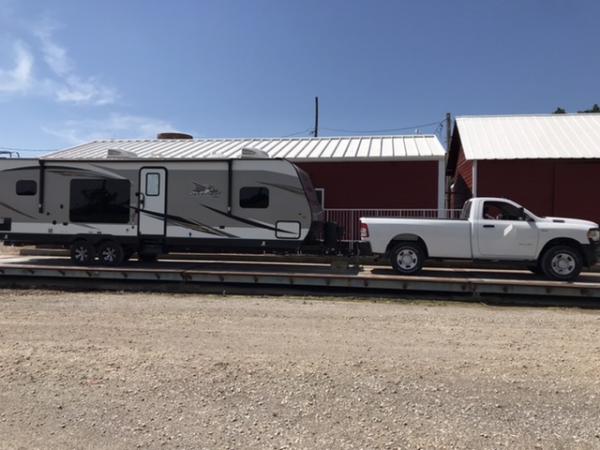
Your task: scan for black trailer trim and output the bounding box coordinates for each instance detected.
[38,160,45,214]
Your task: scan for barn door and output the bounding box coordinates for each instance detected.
[139,168,167,236]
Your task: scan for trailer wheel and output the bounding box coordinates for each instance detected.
[70,240,95,266]
[390,242,425,275]
[97,241,124,267]
[540,245,582,281]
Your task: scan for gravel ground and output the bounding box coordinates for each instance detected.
[1,290,600,449]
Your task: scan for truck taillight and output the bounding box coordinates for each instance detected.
[360,222,369,240]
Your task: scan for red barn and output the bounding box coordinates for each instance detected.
[47,135,447,239]
[448,114,600,223]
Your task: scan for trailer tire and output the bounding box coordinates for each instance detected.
[390,241,425,275]
[70,240,95,266]
[97,241,125,267]
[540,245,582,281]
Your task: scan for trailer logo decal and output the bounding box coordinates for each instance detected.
[190,183,221,198]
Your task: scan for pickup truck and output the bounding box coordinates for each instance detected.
[360,197,600,281]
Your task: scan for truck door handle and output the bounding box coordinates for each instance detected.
[483,224,495,228]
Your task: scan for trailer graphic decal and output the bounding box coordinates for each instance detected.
[258,181,304,196]
[135,207,238,238]
[190,183,221,198]
[0,201,37,220]
[200,204,295,234]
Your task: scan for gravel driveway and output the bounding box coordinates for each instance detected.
[1,290,599,449]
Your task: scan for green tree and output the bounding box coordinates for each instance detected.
[579,104,600,113]
[553,107,567,114]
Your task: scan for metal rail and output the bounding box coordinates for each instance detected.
[1,258,600,299]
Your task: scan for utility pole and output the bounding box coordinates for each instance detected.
[445,112,452,151]
[313,97,319,137]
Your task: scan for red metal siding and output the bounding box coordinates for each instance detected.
[296,161,439,209]
[554,162,600,222]
[476,159,600,224]
[477,160,555,217]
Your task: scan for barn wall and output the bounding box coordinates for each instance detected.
[296,161,439,209]
[476,159,600,223]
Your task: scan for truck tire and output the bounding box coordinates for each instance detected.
[97,241,124,267]
[70,240,95,266]
[390,242,425,275]
[540,245,583,281]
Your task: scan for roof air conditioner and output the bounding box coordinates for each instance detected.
[241,147,270,159]
[107,149,138,159]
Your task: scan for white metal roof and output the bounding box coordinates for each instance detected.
[44,135,446,161]
[456,114,600,160]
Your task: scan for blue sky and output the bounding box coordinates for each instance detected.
[0,0,598,155]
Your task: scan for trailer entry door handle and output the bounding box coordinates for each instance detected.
[483,224,495,228]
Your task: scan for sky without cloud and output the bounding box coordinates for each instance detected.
[0,0,598,155]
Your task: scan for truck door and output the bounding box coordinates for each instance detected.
[139,168,167,236]
[476,200,538,259]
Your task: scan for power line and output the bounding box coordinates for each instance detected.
[0,146,58,153]
[282,127,313,137]
[319,120,443,135]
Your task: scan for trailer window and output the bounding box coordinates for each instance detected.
[70,179,131,223]
[16,180,37,196]
[145,173,160,196]
[239,187,269,208]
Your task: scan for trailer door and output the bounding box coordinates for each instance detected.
[139,168,167,236]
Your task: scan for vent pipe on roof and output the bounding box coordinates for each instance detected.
[157,132,193,140]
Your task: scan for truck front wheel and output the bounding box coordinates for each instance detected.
[390,242,425,275]
[540,245,583,281]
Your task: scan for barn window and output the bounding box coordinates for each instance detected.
[16,180,37,196]
[239,187,269,209]
[70,179,131,223]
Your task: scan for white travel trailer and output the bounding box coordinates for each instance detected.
[0,152,336,265]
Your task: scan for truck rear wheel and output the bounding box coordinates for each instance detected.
[390,242,425,275]
[540,245,582,281]
[70,240,95,266]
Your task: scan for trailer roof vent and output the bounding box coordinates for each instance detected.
[107,148,139,159]
[157,132,193,140]
[241,147,270,159]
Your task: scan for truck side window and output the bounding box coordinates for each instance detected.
[240,187,269,208]
[16,180,37,196]
[483,201,524,221]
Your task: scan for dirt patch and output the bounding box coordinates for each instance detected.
[0,291,599,449]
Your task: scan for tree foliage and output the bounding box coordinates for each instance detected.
[553,104,600,114]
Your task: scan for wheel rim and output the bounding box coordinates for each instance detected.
[74,246,88,263]
[396,248,418,271]
[551,252,575,276]
[101,246,117,263]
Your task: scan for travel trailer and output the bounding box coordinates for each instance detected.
[0,152,338,265]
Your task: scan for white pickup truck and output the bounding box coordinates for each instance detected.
[360,197,600,281]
